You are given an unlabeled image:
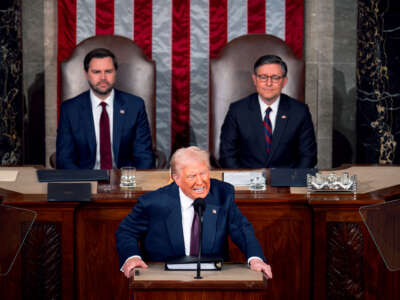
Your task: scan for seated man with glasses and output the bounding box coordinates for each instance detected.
[219,54,317,168]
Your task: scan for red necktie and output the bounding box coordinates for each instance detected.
[100,102,112,169]
[263,107,273,154]
[190,212,200,256]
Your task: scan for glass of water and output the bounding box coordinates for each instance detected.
[249,172,266,191]
[120,167,136,188]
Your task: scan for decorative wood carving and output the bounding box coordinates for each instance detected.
[21,223,62,300]
[326,222,364,299]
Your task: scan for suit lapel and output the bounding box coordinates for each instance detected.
[80,92,96,158]
[165,184,186,256]
[248,95,269,165]
[267,95,289,165]
[113,90,125,165]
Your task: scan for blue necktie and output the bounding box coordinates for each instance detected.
[263,107,272,154]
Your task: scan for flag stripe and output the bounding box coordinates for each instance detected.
[57,0,77,112]
[248,0,266,33]
[76,0,95,44]
[267,0,285,39]
[96,0,115,35]
[228,0,247,42]
[114,0,133,39]
[190,0,209,149]
[171,0,191,152]
[134,0,152,58]
[285,0,304,57]
[209,0,227,59]
[152,0,172,157]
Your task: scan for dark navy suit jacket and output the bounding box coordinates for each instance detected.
[219,93,317,168]
[56,89,154,169]
[115,179,265,267]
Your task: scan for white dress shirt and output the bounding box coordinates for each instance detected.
[90,89,115,169]
[258,95,280,133]
[179,188,195,256]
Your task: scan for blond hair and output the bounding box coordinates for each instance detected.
[170,146,210,177]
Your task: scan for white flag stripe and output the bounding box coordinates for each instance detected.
[228,0,248,42]
[114,0,134,39]
[190,0,209,149]
[152,0,172,157]
[76,0,95,44]
[267,0,285,39]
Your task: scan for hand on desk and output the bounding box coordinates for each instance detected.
[123,257,148,278]
[249,258,273,279]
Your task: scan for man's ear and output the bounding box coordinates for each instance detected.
[252,74,257,86]
[281,76,289,88]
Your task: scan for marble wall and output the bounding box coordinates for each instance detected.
[357,0,400,164]
[0,0,23,165]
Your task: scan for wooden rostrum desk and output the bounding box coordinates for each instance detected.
[0,166,399,300]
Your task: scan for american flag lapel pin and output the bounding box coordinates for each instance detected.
[120,109,125,114]
[212,209,217,214]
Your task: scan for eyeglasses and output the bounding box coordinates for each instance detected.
[256,74,284,83]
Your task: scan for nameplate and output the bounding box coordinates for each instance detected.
[47,183,91,202]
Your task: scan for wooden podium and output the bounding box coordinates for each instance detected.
[129,264,268,300]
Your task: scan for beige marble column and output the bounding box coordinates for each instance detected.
[44,0,58,167]
[304,0,357,169]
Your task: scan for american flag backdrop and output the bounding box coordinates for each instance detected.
[58,0,304,158]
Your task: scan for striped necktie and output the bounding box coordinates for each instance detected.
[263,107,273,154]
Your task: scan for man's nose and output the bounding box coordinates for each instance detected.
[195,175,203,184]
[265,77,273,85]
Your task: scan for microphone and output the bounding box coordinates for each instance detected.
[193,198,206,218]
[193,198,206,279]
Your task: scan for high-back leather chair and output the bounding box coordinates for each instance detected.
[209,34,305,165]
[51,34,166,168]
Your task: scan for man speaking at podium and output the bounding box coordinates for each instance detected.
[116,146,272,279]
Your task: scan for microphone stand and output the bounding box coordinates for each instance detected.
[194,209,203,279]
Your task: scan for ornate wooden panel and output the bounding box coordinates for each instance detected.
[22,222,62,300]
[326,222,364,299]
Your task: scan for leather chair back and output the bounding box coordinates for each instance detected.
[61,34,156,145]
[209,34,305,163]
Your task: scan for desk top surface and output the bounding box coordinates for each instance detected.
[1,166,400,205]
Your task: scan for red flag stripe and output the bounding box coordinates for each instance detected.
[57,0,77,117]
[285,0,304,58]
[96,0,114,35]
[209,0,227,58]
[171,0,191,151]
[134,0,153,59]
[248,0,266,34]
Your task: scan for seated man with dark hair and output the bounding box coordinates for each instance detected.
[56,48,154,169]
[219,54,317,169]
[116,146,272,279]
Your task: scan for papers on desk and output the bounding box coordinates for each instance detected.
[0,170,18,182]
[223,171,263,186]
[165,256,223,271]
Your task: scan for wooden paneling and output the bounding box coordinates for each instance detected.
[1,169,399,300]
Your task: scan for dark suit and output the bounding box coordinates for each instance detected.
[56,89,154,169]
[219,93,317,168]
[115,179,265,267]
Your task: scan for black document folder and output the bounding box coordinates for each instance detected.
[37,169,109,182]
[47,183,91,202]
[165,256,223,271]
[270,168,317,187]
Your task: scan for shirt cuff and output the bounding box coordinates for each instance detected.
[247,256,263,266]
[120,255,142,272]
